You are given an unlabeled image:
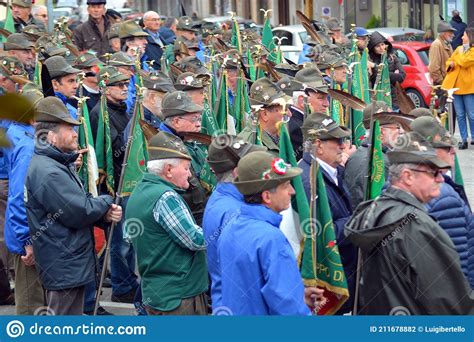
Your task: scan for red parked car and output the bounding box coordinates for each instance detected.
[391,41,433,108]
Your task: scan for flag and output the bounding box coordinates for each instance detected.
[300,160,349,315]
[276,44,283,64]
[231,17,242,53]
[214,70,230,132]
[278,123,309,256]
[376,54,392,107]
[232,72,250,133]
[350,47,370,146]
[95,92,115,196]
[78,100,99,197]
[261,15,277,63]
[454,154,464,186]
[33,56,42,87]
[367,120,385,199]
[247,49,257,81]
[201,94,219,136]
[1,6,15,43]
[121,103,149,196]
[330,84,344,125]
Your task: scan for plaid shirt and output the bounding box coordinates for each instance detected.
[153,190,206,251]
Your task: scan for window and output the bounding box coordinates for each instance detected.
[394,49,409,65]
[273,30,293,45]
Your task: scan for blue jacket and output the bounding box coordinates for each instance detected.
[426,174,474,287]
[158,27,175,45]
[299,153,357,313]
[202,182,243,310]
[0,120,12,179]
[55,92,77,120]
[450,16,467,50]
[144,29,164,70]
[218,203,310,315]
[4,123,34,255]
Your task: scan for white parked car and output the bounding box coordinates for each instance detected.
[272,25,307,63]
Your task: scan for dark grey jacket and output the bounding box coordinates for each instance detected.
[345,186,474,315]
[343,139,390,209]
[25,144,113,290]
[73,16,111,58]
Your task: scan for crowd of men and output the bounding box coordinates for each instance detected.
[0,0,473,316]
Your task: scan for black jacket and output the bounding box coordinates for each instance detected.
[90,99,130,190]
[450,16,467,50]
[24,144,113,290]
[368,32,406,106]
[288,106,305,161]
[299,154,357,313]
[345,186,474,315]
[144,29,164,70]
[73,16,111,58]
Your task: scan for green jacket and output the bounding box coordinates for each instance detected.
[238,126,279,155]
[126,172,208,311]
[345,186,474,315]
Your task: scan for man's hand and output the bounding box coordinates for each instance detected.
[105,204,122,223]
[74,148,88,170]
[21,245,35,266]
[304,286,325,309]
[340,142,357,166]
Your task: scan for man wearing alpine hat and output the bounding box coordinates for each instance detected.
[345,132,474,314]
[299,112,356,314]
[218,150,322,315]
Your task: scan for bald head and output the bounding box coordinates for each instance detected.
[143,11,161,32]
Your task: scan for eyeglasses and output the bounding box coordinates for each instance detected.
[179,115,201,123]
[111,82,129,88]
[321,137,347,145]
[407,168,444,178]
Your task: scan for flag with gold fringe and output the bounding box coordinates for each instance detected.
[300,159,349,315]
[376,54,392,107]
[368,119,385,199]
[95,90,115,196]
[350,47,370,146]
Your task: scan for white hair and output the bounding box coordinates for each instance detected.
[143,11,160,21]
[389,163,419,183]
[32,5,47,16]
[147,158,182,176]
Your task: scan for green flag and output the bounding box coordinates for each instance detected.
[1,6,15,43]
[232,72,250,133]
[214,70,229,132]
[77,100,99,197]
[95,92,115,196]
[121,103,149,196]
[278,123,309,256]
[300,160,349,315]
[261,15,277,63]
[201,94,219,136]
[368,120,385,199]
[454,154,464,186]
[350,48,370,146]
[376,54,392,107]
[247,49,257,82]
[231,17,242,53]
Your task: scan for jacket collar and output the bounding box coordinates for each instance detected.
[35,143,79,166]
[143,106,162,128]
[216,182,243,201]
[240,203,282,227]
[141,172,185,194]
[385,186,427,212]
